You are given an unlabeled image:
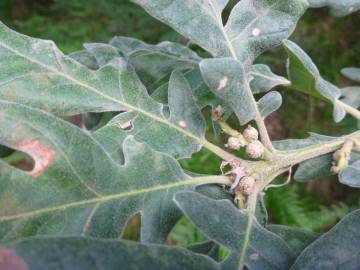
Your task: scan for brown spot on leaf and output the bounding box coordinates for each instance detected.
[16,139,56,178]
[0,248,28,270]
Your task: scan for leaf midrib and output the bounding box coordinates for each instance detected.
[0,41,209,150]
[228,1,280,43]
[0,176,227,223]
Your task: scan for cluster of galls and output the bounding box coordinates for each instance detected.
[213,106,262,203]
[221,158,256,207]
[225,125,265,159]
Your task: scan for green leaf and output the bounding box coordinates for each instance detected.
[256,192,269,227]
[341,67,360,110]
[291,209,360,269]
[294,152,360,184]
[0,237,220,270]
[200,58,256,124]
[341,68,360,110]
[0,22,219,160]
[308,0,360,17]
[175,191,294,270]
[93,71,206,160]
[276,133,360,183]
[250,64,290,94]
[0,101,228,243]
[274,133,334,150]
[294,154,334,181]
[188,241,220,261]
[72,38,289,123]
[110,37,201,87]
[342,67,360,83]
[339,160,360,187]
[267,225,319,257]
[69,50,99,70]
[133,0,307,63]
[341,87,360,109]
[283,40,346,122]
[257,91,283,118]
[274,133,336,182]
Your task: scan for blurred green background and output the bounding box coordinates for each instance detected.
[1,0,359,246]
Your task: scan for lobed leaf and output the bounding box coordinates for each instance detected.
[275,133,335,181]
[175,191,294,270]
[70,37,289,132]
[274,133,334,151]
[250,64,290,94]
[0,101,228,243]
[341,67,360,110]
[267,225,319,257]
[257,91,283,118]
[84,39,201,89]
[342,67,360,83]
[133,0,307,63]
[0,237,220,270]
[341,87,360,109]
[308,0,360,17]
[92,70,206,160]
[291,209,360,269]
[0,22,213,159]
[200,58,256,124]
[188,241,220,261]
[283,40,346,122]
[339,160,360,187]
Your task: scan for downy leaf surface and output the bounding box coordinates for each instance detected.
[0,22,214,160]
[308,0,360,17]
[250,64,290,94]
[267,225,319,257]
[175,191,294,270]
[291,209,360,270]
[0,101,227,243]
[283,40,346,122]
[0,237,220,270]
[133,0,307,64]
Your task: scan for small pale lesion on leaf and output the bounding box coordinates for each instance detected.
[117,120,133,130]
[0,248,28,270]
[250,253,259,260]
[16,138,56,178]
[217,76,228,91]
[252,28,261,37]
[178,120,187,128]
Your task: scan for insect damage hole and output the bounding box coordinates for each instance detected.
[0,144,35,174]
[8,139,56,178]
[122,213,141,241]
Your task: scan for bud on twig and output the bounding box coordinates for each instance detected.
[212,105,224,121]
[225,137,243,151]
[246,140,264,159]
[243,125,259,142]
[330,139,354,174]
[238,176,255,195]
